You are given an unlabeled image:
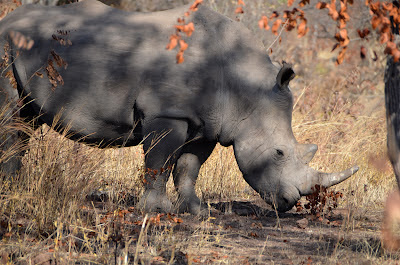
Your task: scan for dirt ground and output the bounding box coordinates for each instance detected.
[36,195,391,265]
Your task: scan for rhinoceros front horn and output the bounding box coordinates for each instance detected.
[298,165,359,195]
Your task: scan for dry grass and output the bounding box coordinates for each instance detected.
[0,0,398,264]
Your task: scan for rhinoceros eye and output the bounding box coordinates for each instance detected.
[276,149,284,157]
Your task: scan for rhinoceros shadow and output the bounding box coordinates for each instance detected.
[210,200,301,218]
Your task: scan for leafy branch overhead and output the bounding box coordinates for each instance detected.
[174,0,400,65]
[259,0,400,64]
[166,0,202,64]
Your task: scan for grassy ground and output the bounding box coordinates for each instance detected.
[0,0,398,264]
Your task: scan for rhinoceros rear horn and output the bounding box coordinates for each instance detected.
[277,62,295,88]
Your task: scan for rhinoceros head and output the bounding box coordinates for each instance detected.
[232,63,358,212]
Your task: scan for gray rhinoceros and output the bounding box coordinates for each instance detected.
[0,0,358,214]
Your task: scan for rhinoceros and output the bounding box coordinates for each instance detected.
[0,0,358,214]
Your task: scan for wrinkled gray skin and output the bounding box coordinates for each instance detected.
[0,0,358,214]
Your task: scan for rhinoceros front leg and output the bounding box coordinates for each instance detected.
[173,140,216,215]
[138,118,188,213]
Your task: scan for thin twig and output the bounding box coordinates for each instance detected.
[266,20,289,52]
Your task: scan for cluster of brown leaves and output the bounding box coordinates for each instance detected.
[100,208,135,225]
[367,1,400,62]
[1,31,35,90]
[166,0,202,64]
[235,0,245,15]
[133,213,183,226]
[258,4,309,42]
[296,184,343,220]
[0,43,17,89]
[52,30,72,46]
[141,166,172,185]
[38,31,71,90]
[316,0,352,64]
[0,30,36,91]
[4,70,16,89]
[44,50,67,90]
[0,0,20,21]
[0,42,9,69]
[9,30,34,50]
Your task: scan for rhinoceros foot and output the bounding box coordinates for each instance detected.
[176,195,207,215]
[137,189,174,213]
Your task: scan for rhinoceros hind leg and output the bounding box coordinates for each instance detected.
[173,140,216,215]
[137,118,189,213]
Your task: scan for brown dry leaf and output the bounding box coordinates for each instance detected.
[316,2,327,9]
[176,50,184,64]
[299,0,310,7]
[51,50,67,69]
[336,46,347,65]
[270,11,279,19]
[271,19,283,35]
[380,32,390,44]
[152,256,165,262]
[371,15,381,29]
[45,59,64,89]
[382,2,393,11]
[393,48,400,63]
[288,0,294,7]
[328,0,339,20]
[360,46,367,59]
[189,0,203,12]
[9,31,34,50]
[173,217,183,223]
[5,70,17,89]
[249,232,259,238]
[166,34,179,50]
[357,28,370,39]
[235,6,244,14]
[335,30,349,47]
[297,18,308,38]
[339,28,347,40]
[179,39,188,52]
[237,0,245,5]
[35,72,44,78]
[258,16,269,30]
[183,22,195,37]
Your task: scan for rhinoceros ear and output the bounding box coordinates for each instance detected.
[276,62,295,89]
